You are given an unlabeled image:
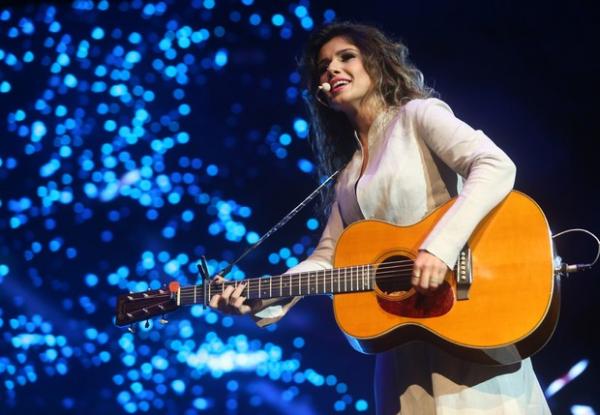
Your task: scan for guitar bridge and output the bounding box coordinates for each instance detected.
[456,245,473,300]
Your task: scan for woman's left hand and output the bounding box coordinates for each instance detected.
[412,250,449,294]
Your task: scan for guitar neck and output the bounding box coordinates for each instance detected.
[178,264,375,306]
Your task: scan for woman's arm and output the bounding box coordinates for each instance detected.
[410,98,516,288]
[208,200,344,327]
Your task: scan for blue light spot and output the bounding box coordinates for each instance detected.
[104,119,116,131]
[286,257,298,267]
[205,312,218,324]
[128,32,141,44]
[356,399,369,411]
[23,51,35,63]
[206,164,218,176]
[0,265,9,279]
[125,51,141,64]
[301,16,314,30]
[297,159,314,173]
[63,74,78,88]
[171,379,186,394]
[91,27,105,40]
[193,398,208,410]
[271,14,285,26]
[307,218,319,230]
[279,133,292,145]
[182,210,194,222]
[214,49,228,67]
[293,337,305,348]
[85,273,98,287]
[214,26,225,37]
[268,253,279,264]
[246,232,259,244]
[162,226,175,239]
[324,9,336,22]
[249,13,261,25]
[294,5,308,18]
[55,105,67,117]
[1,81,11,93]
[15,109,26,121]
[293,118,308,138]
[178,103,191,115]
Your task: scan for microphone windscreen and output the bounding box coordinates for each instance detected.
[319,82,331,92]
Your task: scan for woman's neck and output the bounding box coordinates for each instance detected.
[345,96,386,146]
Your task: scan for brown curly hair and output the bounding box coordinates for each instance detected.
[299,22,436,217]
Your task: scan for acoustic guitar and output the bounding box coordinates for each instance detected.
[115,191,559,365]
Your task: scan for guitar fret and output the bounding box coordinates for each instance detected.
[289,274,292,296]
[344,268,347,292]
[317,271,319,294]
[269,276,272,298]
[362,265,365,290]
[194,284,197,303]
[330,269,333,293]
[337,269,340,293]
[258,278,261,299]
[279,275,282,298]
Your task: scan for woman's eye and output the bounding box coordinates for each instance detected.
[341,53,355,61]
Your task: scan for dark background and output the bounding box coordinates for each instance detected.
[1,1,598,414]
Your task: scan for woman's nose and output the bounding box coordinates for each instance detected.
[326,63,341,77]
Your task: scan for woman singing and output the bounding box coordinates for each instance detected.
[209,22,550,414]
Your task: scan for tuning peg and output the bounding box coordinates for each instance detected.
[159,315,169,325]
[128,324,136,334]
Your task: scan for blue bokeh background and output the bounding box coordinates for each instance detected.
[1,1,598,414]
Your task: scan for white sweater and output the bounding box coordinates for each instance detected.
[254,97,516,323]
[252,98,549,414]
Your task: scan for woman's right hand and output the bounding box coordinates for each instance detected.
[208,275,255,315]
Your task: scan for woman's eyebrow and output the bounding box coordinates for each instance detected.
[317,48,359,66]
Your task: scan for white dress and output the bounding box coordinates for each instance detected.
[253,98,551,414]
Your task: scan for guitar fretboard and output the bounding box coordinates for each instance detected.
[178,264,375,306]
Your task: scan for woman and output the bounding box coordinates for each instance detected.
[209,22,550,414]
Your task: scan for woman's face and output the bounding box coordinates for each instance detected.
[317,36,372,112]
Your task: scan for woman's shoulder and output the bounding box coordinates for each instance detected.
[402,97,453,115]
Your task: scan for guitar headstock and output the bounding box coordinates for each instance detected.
[115,288,179,327]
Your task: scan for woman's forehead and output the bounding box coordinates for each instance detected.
[318,36,359,60]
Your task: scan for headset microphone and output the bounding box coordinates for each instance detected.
[319,82,332,92]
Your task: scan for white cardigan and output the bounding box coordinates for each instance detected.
[254,97,516,324]
[252,98,549,414]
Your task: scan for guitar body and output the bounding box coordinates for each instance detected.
[332,191,559,365]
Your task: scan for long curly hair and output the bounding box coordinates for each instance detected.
[299,22,436,217]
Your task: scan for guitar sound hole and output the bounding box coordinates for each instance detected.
[375,255,413,295]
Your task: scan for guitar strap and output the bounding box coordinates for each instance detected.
[212,169,341,278]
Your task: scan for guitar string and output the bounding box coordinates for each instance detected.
[126,258,421,300]
[131,268,427,305]
[127,260,450,305]
[178,269,442,300]
[164,264,418,297]
[137,264,438,300]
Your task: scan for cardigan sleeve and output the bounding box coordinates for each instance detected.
[251,200,344,327]
[412,98,516,269]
